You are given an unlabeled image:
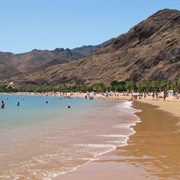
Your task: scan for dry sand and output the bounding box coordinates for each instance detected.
[136,97,180,118]
[54,95,180,180]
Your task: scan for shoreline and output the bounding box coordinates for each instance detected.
[134,98,180,118]
[1,92,180,179]
[1,91,179,118]
[54,94,180,179]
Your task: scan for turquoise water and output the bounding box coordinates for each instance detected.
[0,94,140,179]
[0,94,93,130]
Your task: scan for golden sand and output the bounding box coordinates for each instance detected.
[134,97,180,118]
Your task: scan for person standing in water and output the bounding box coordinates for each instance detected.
[1,101,5,109]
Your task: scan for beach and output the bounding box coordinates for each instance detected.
[0,94,140,179]
[57,96,180,180]
[0,93,179,179]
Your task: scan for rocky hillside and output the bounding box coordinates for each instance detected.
[0,40,112,81]
[3,9,180,88]
[71,38,115,56]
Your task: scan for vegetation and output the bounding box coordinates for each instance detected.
[0,78,180,94]
[0,85,18,92]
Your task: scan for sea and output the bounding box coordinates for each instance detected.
[0,94,141,180]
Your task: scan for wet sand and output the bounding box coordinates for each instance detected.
[137,98,180,118]
[57,101,180,180]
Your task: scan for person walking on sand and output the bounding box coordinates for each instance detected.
[1,101,5,109]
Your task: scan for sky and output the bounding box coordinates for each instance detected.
[0,0,179,54]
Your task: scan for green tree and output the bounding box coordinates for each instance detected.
[151,80,159,98]
[81,84,88,92]
[125,81,134,93]
[172,78,180,95]
[91,83,106,92]
[110,80,126,92]
[136,82,142,92]
[141,81,150,93]
[160,80,169,100]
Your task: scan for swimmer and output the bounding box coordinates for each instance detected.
[1,101,5,109]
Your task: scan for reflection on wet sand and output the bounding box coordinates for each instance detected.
[59,101,180,180]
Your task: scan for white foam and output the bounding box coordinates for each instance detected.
[106,141,128,146]
[76,143,115,149]
[115,100,142,114]
[75,143,116,159]
[113,126,136,136]
[34,158,49,165]
[114,123,136,127]
[98,134,128,138]
[123,101,133,109]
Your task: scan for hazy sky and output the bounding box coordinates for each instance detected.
[0,0,179,54]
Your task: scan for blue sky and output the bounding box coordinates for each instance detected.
[0,0,179,54]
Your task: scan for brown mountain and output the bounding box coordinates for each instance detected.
[0,48,83,80]
[3,9,180,88]
[0,40,113,82]
[71,38,115,56]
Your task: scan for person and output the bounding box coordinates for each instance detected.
[67,105,71,109]
[90,96,94,100]
[163,93,166,101]
[1,101,5,109]
[17,102,20,106]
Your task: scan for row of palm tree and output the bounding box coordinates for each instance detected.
[127,78,180,95]
[0,78,180,94]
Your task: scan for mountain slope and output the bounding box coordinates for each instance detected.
[0,40,112,81]
[5,9,180,88]
[0,52,21,80]
[71,38,115,56]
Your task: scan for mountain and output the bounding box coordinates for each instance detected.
[0,52,20,80]
[71,38,115,56]
[2,9,180,88]
[0,40,113,81]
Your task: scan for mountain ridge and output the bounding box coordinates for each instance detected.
[0,39,113,81]
[1,8,180,88]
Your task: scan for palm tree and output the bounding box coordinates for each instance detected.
[160,80,169,100]
[125,81,134,94]
[151,80,159,99]
[136,82,142,93]
[81,84,88,92]
[172,78,179,95]
[91,83,106,92]
[141,81,150,94]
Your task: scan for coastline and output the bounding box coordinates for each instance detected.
[54,94,180,180]
[1,92,180,179]
[95,92,180,118]
[132,97,180,118]
[1,91,179,118]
